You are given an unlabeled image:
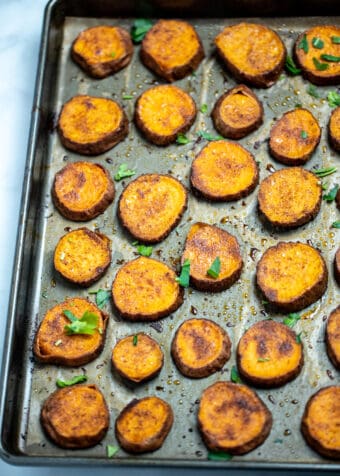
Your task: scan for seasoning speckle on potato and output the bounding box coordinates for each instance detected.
[71,25,133,78]
[140,19,204,82]
[134,85,197,145]
[326,306,340,369]
[269,108,321,165]
[58,95,128,155]
[41,384,109,449]
[256,241,328,313]
[329,106,340,152]
[215,22,286,88]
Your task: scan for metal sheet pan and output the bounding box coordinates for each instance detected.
[0,0,339,469]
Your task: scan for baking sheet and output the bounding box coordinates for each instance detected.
[2,12,340,469]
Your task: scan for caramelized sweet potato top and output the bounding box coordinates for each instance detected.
[329,106,340,149]
[217,85,262,130]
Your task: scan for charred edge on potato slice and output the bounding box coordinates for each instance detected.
[329,106,340,152]
[335,247,340,286]
[325,305,340,369]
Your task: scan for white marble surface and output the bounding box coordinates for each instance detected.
[0,1,334,475]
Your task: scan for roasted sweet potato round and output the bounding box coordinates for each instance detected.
[211,85,263,139]
[134,85,196,145]
[71,25,133,78]
[258,167,322,229]
[118,174,187,243]
[112,333,164,383]
[294,26,340,86]
[34,297,108,366]
[198,381,272,455]
[115,396,173,453]
[190,140,259,202]
[326,306,340,369]
[256,241,328,313]
[215,22,286,88]
[41,384,109,449]
[58,95,128,155]
[140,19,204,82]
[269,109,321,165]
[112,256,183,321]
[237,320,303,388]
[54,228,111,287]
[329,106,340,152]
[171,318,231,378]
[301,386,340,459]
[182,222,243,292]
[52,161,115,221]
[335,247,340,286]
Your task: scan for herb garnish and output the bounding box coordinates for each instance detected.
[89,289,110,309]
[307,84,320,98]
[283,313,301,328]
[207,257,221,279]
[327,91,340,107]
[322,182,329,191]
[313,57,329,70]
[107,445,119,458]
[296,332,302,344]
[257,357,270,362]
[176,133,190,145]
[197,130,224,141]
[230,365,242,383]
[56,375,87,388]
[135,243,153,257]
[300,130,308,139]
[122,94,134,100]
[200,104,208,114]
[311,37,324,49]
[131,19,153,43]
[331,36,340,44]
[133,335,138,346]
[313,167,337,178]
[332,221,340,229]
[176,259,190,288]
[323,184,339,202]
[114,163,136,181]
[299,35,309,53]
[208,451,233,461]
[110,52,116,58]
[63,310,99,335]
[320,54,340,62]
[285,56,301,75]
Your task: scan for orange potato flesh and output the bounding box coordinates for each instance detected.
[198,382,272,454]
[258,167,321,228]
[191,141,258,201]
[329,106,340,152]
[54,228,111,286]
[326,306,340,369]
[112,333,163,382]
[237,320,303,387]
[217,86,262,131]
[118,174,187,243]
[269,109,321,164]
[34,298,106,365]
[112,257,182,321]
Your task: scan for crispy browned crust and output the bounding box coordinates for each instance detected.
[71,26,133,79]
[301,386,340,459]
[237,320,304,388]
[211,85,264,139]
[115,397,174,453]
[329,106,340,152]
[41,384,109,449]
[337,189,340,212]
[326,305,340,369]
[171,318,231,378]
[335,247,340,286]
[52,162,115,221]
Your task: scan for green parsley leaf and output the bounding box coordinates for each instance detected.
[176,259,190,288]
[320,54,340,62]
[114,163,136,181]
[208,451,233,461]
[294,103,303,108]
[207,257,221,279]
[176,133,190,145]
[328,91,340,107]
[323,184,339,202]
[285,56,301,75]
[331,36,340,44]
[313,57,329,70]
[133,335,138,346]
[131,18,153,43]
[332,221,340,229]
[262,300,269,305]
[122,94,133,100]
[322,182,329,191]
[307,84,320,98]
[301,130,308,139]
[296,332,302,344]
[257,357,270,362]
[230,365,242,383]
[200,104,208,113]
[136,244,153,257]
[56,375,87,388]
[110,52,116,58]
[89,289,110,309]
[197,130,224,141]
[299,34,309,53]
[107,445,119,458]
[283,313,301,328]
[313,167,337,178]
[311,37,324,49]
[64,310,99,335]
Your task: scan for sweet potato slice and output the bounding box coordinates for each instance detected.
[198,382,272,455]
[58,95,128,155]
[269,109,321,165]
[329,106,340,152]
[112,333,164,383]
[52,161,115,221]
[112,256,183,321]
[34,297,108,366]
[258,167,322,229]
[335,247,340,286]
[118,174,187,243]
[181,222,243,292]
[134,85,196,145]
[295,26,340,86]
[211,85,263,139]
[326,306,340,369]
[140,19,204,82]
[54,228,111,287]
[115,396,173,453]
[171,318,231,378]
[237,320,303,388]
[256,241,328,312]
[301,386,340,459]
[190,140,259,202]
[215,23,286,88]
[71,25,133,79]
[41,384,109,449]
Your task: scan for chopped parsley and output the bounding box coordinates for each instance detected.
[89,289,110,309]
[122,94,134,100]
[176,133,190,145]
[332,221,340,229]
[283,313,301,328]
[328,91,340,107]
[230,365,242,383]
[311,37,324,49]
[331,36,340,44]
[208,451,233,461]
[298,34,309,53]
[200,104,208,114]
[114,163,136,181]
[197,130,223,141]
[110,52,116,58]
[56,375,87,388]
[257,357,270,362]
[131,19,153,43]
[300,130,308,139]
[320,54,340,62]
[107,445,119,458]
[285,56,301,75]
[313,57,329,70]
[307,84,320,98]
[207,257,221,279]
[133,242,153,257]
[176,259,190,288]
[323,184,339,202]
[313,167,337,178]
[133,335,138,346]
[63,310,99,335]
[296,332,302,344]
